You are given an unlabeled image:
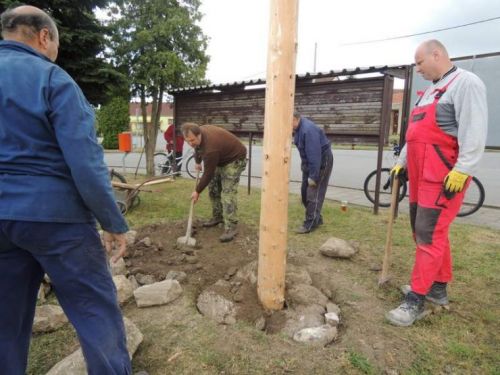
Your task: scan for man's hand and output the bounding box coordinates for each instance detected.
[191,191,200,203]
[391,164,407,184]
[444,169,469,193]
[307,178,317,187]
[390,164,404,177]
[195,163,202,172]
[103,231,127,263]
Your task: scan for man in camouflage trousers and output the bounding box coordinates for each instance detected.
[181,123,247,242]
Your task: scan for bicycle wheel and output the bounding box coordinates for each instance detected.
[363,168,407,208]
[186,155,203,179]
[153,152,171,176]
[457,177,485,217]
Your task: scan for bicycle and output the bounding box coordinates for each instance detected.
[363,145,485,217]
[153,149,204,179]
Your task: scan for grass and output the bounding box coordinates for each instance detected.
[348,351,375,374]
[27,176,500,374]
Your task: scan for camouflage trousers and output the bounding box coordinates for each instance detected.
[208,158,247,230]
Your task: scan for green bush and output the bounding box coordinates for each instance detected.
[96,97,130,149]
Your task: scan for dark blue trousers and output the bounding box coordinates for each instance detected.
[0,221,131,375]
[301,148,334,231]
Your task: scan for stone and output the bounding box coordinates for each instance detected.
[133,250,144,258]
[197,290,237,325]
[319,237,358,259]
[134,280,183,307]
[110,257,127,276]
[286,284,329,307]
[255,316,266,331]
[226,266,238,277]
[281,307,325,338]
[46,317,143,375]
[128,275,140,291]
[235,260,257,285]
[139,237,152,247]
[136,273,156,285]
[325,312,340,326]
[186,255,199,264]
[293,325,337,346]
[326,303,341,316]
[113,275,134,305]
[285,264,313,288]
[233,293,244,303]
[125,230,137,246]
[33,304,68,333]
[165,270,187,283]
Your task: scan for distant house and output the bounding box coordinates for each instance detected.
[129,102,174,134]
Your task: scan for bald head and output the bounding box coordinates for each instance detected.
[414,39,453,82]
[1,5,59,61]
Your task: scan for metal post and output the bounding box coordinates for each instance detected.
[248,132,253,195]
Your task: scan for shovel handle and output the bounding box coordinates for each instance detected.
[185,170,200,238]
[379,176,400,285]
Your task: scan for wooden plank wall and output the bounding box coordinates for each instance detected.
[174,76,390,144]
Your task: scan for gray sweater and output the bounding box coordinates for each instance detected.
[398,67,488,175]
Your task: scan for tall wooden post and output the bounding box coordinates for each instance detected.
[257,0,298,310]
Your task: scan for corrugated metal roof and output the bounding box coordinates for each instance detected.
[170,64,407,94]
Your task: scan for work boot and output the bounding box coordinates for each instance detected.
[202,217,223,228]
[401,282,449,305]
[385,291,425,327]
[426,282,449,305]
[219,228,238,242]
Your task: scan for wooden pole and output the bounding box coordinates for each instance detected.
[257,0,298,310]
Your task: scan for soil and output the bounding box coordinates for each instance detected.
[123,221,424,373]
[126,221,266,324]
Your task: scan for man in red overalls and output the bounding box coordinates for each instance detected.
[386,40,488,326]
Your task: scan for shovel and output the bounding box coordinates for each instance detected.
[378,176,400,286]
[177,170,200,247]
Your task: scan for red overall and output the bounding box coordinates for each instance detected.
[405,74,469,295]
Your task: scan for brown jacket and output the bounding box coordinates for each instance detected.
[194,125,247,193]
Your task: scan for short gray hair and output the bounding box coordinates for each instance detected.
[181,122,201,137]
[1,6,58,41]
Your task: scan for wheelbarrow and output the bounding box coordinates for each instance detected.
[110,169,173,214]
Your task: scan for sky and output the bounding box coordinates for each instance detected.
[198,0,500,85]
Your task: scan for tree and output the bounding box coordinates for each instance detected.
[108,0,209,175]
[96,97,130,149]
[0,0,126,105]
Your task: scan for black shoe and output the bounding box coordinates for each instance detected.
[203,218,223,228]
[219,228,238,242]
[295,226,311,234]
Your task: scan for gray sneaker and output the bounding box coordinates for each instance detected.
[219,228,238,242]
[386,291,425,327]
[401,282,449,305]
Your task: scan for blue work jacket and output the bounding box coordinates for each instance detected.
[293,117,331,182]
[0,41,127,233]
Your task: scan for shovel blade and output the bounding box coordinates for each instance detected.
[177,235,196,247]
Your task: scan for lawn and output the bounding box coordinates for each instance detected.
[28,176,499,374]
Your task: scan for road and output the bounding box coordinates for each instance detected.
[105,145,500,208]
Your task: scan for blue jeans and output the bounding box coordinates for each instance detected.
[0,221,131,375]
